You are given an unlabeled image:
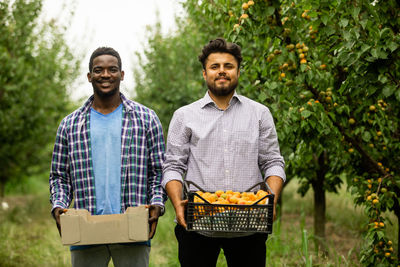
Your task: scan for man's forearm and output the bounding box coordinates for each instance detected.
[266,175,284,203]
[165,180,184,209]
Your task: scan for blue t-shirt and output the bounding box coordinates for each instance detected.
[71,104,150,250]
[90,104,122,215]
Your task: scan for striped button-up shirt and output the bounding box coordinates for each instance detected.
[163,91,285,193]
[50,93,167,215]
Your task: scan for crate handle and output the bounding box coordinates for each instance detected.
[244,181,275,195]
[184,180,275,195]
[183,180,207,193]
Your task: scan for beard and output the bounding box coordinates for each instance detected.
[207,77,238,97]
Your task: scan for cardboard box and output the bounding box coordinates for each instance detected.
[60,206,149,245]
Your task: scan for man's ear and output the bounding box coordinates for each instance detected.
[202,69,206,80]
[121,70,125,81]
[87,72,92,83]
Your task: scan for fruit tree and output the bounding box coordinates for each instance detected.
[190,0,400,265]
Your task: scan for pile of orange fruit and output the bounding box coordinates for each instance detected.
[194,189,269,205]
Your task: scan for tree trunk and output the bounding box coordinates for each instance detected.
[312,151,328,256]
[0,179,5,198]
[393,197,400,259]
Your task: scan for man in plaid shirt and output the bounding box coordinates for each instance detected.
[49,47,166,266]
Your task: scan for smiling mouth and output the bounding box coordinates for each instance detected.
[98,81,113,87]
[216,77,230,81]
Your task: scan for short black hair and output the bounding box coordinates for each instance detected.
[198,38,242,69]
[89,47,122,72]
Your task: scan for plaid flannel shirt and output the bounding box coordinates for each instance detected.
[49,93,167,215]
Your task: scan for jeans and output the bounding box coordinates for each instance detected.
[71,243,150,267]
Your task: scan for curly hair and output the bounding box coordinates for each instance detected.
[198,38,242,69]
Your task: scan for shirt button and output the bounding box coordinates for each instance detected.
[225,170,229,173]
[224,149,228,152]
[223,129,227,133]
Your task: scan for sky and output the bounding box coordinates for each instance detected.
[41,0,183,101]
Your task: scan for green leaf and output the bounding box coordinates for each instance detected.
[370,48,378,58]
[359,19,367,29]
[301,110,312,118]
[388,42,399,52]
[258,91,267,102]
[321,15,329,25]
[395,90,400,101]
[351,7,361,20]
[269,82,278,89]
[361,44,371,53]
[266,7,275,16]
[387,197,394,209]
[339,18,349,28]
[382,85,395,97]
[377,231,385,239]
[362,131,371,142]
[343,31,351,41]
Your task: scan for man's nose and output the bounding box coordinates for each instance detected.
[218,66,226,74]
[101,69,111,77]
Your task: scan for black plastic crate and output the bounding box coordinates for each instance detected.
[185,181,275,234]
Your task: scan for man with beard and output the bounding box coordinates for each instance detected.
[49,47,166,267]
[162,38,286,266]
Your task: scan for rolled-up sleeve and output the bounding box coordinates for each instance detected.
[147,112,168,205]
[49,119,73,211]
[162,110,191,188]
[258,108,286,182]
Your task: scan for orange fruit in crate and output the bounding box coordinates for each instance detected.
[215,190,224,197]
[192,189,269,205]
[247,192,256,201]
[228,195,239,204]
[256,190,268,197]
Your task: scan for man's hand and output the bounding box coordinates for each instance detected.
[175,199,188,228]
[266,176,283,221]
[52,207,66,236]
[165,180,188,228]
[147,205,162,239]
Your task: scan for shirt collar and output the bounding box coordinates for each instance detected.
[80,93,131,114]
[200,91,242,109]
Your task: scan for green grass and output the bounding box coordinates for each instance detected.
[0,176,397,266]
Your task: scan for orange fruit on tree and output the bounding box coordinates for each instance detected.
[240,13,249,20]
